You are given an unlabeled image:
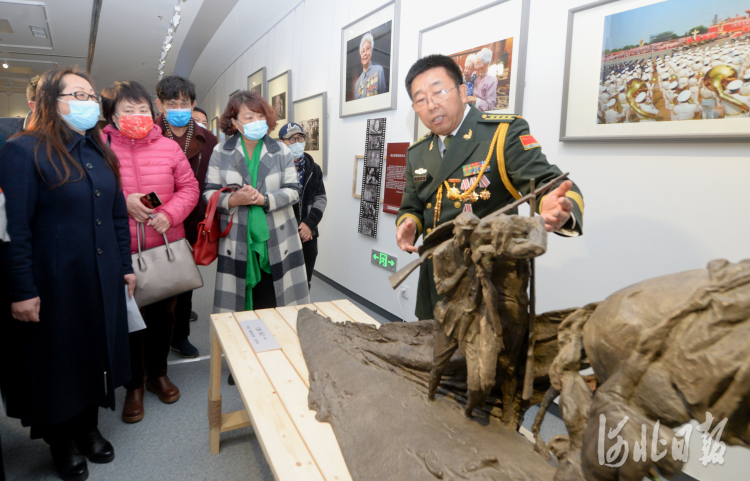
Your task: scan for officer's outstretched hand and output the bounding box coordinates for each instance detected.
[396,218,419,253]
[540,180,574,232]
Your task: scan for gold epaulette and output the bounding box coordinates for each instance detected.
[408,132,433,150]
[478,114,521,122]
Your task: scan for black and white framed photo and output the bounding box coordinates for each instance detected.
[415,0,531,140]
[293,92,328,175]
[340,0,400,118]
[247,67,266,97]
[560,0,750,142]
[267,70,292,139]
[358,118,386,238]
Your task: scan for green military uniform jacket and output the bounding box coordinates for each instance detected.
[397,106,584,320]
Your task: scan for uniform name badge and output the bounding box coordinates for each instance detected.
[414,168,427,182]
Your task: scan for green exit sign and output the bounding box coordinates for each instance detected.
[371,249,397,272]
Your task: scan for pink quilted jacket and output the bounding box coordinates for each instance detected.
[103,124,199,253]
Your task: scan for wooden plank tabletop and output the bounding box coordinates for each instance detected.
[210,301,380,481]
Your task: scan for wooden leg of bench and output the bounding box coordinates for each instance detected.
[209,323,223,455]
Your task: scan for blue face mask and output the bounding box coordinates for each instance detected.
[236,119,268,141]
[288,142,305,159]
[165,108,192,127]
[58,100,100,132]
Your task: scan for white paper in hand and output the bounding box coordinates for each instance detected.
[125,286,146,333]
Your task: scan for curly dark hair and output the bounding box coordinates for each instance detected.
[155,75,196,102]
[404,54,464,100]
[220,90,277,135]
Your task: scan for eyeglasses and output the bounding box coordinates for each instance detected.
[412,86,459,112]
[59,92,100,102]
[165,100,192,109]
[287,135,305,144]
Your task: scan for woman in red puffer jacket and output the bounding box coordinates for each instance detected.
[101,81,198,424]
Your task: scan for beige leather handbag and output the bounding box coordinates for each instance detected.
[131,223,204,308]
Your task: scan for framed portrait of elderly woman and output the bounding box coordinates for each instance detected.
[247,67,266,98]
[293,92,328,175]
[267,70,293,139]
[561,0,750,142]
[339,0,401,118]
[414,0,531,140]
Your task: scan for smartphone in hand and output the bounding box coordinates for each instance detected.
[140,192,163,209]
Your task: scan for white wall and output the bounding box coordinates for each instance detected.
[0,92,29,118]
[196,0,750,325]
[196,2,750,475]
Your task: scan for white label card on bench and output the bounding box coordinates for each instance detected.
[238,319,281,353]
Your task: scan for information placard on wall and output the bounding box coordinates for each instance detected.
[382,142,408,215]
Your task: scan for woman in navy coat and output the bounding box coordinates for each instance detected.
[0,67,134,481]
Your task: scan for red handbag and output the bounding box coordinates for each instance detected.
[193,187,234,266]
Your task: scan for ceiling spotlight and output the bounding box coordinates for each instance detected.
[171,14,181,27]
[165,34,173,44]
[168,27,174,35]
[160,51,167,61]
[163,43,172,52]
[2,61,8,69]
[174,5,181,13]
[159,70,164,76]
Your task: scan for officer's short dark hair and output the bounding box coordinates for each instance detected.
[27,75,41,102]
[193,107,208,118]
[101,81,155,126]
[404,54,463,100]
[155,75,196,103]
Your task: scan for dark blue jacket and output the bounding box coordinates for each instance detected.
[0,130,132,426]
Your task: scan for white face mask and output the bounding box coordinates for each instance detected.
[196,122,207,130]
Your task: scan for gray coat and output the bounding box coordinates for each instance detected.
[204,133,310,312]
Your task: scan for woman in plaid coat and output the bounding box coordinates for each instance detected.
[203,91,310,312]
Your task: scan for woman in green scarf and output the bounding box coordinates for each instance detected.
[205,91,310,314]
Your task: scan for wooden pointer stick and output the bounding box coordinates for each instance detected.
[388,172,570,290]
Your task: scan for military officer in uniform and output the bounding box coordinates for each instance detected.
[395,54,584,322]
[354,32,387,100]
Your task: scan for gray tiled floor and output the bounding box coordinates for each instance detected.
[0,266,563,480]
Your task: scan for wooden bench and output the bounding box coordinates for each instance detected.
[208,300,380,480]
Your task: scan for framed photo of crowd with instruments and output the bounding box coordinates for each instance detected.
[561,0,750,142]
[340,0,400,118]
[414,0,531,140]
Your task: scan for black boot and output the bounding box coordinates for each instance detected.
[50,439,88,481]
[74,427,114,464]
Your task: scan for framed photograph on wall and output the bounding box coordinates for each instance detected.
[561,0,750,142]
[415,0,531,140]
[339,0,400,118]
[293,92,328,175]
[267,70,292,139]
[247,67,266,97]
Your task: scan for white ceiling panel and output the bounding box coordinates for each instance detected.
[0,1,52,50]
[91,0,201,95]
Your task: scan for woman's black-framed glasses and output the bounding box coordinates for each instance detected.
[59,92,101,102]
[412,85,460,112]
